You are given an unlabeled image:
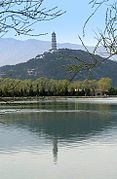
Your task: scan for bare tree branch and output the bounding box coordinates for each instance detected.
[0,0,65,36]
[83,0,117,59]
[97,2,117,57]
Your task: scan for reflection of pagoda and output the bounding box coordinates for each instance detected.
[51,32,57,51]
[52,137,58,164]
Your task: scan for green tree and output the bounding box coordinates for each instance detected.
[97,78,111,95]
[82,80,98,96]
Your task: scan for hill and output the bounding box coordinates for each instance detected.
[0,38,88,66]
[0,49,116,86]
[0,38,115,66]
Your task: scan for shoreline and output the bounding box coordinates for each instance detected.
[0,96,117,105]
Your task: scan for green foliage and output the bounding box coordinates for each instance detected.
[97,78,112,95]
[0,77,115,97]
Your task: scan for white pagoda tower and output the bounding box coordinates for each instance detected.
[51,32,57,50]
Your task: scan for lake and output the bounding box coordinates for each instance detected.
[0,97,117,179]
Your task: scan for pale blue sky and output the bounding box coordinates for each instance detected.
[6,0,110,45]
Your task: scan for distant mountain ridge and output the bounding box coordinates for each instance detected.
[0,38,114,66]
[0,49,116,87]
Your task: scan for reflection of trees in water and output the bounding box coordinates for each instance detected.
[3,104,116,139]
[75,102,113,119]
[2,102,117,163]
[75,102,111,112]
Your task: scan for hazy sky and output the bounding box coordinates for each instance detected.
[5,0,108,45]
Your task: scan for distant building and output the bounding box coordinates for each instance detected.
[51,32,57,50]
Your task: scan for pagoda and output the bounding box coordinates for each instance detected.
[51,32,57,50]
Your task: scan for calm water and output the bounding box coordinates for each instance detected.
[0,98,117,179]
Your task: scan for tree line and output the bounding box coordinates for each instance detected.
[0,77,116,97]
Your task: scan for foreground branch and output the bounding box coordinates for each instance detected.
[0,0,65,36]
